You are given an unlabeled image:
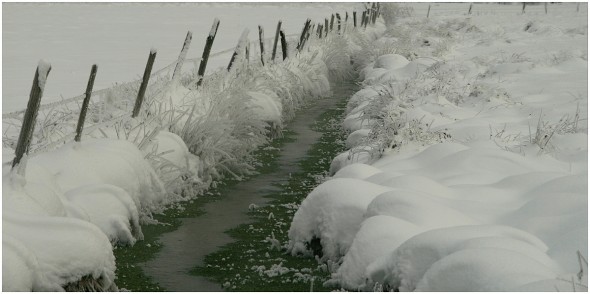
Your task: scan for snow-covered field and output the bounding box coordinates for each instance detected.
[288,2,588,291]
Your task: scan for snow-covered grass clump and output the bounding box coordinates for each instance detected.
[288,3,587,291]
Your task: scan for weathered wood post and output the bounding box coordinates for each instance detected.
[371,3,377,24]
[258,25,265,66]
[427,5,431,18]
[74,64,98,142]
[279,29,288,60]
[132,49,157,118]
[361,11,366,26]
[197,18,220,87]
[336,13,341,33]
[353,11,357,27]
[12,61,52,169]
[172,31,192,81]
[324,18,329,37]
[364,11,369,28]
[330,14,335,31]
[228,29,250,71]
[317,24,323,38]
[522,2,526,14]
[297,18,311,52]
[468,3,473,15]
[544,2,548,14]
[271,20,282,61]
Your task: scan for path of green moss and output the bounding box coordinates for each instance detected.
[114,95,349,291]
[191,98,349,291]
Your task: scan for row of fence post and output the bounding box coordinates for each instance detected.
[10,3,382,173]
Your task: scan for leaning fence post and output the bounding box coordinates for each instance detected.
[297,18,311,52]
[279,29,288,60]
[271,20,282,61]
[197,18,220,87]
[427,5,431,18]
[522,2,526,14]
[468,3,473,15]
[12,61,51,169]
[132,49,157,118]
[353,11,357,27]
[258,25,265,66]
[227,28,250,71]
[74,64,98,142]
[172,31,192,81]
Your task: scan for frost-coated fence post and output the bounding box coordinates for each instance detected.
[330,14,335,31]
[522,2,526,14]
[324,18,329,37]
[279,29,288,60]
[317,24,323,38]
[361,11,366,26]
[297,19,311,52]
[353,11,357,27]
[74,64,98,142]
[132,49,156,118]
[336,13,341,33]
[172,31,192,81]
[197,18,220,87]
[544,2,547,14]
[258,25,265,66]
[271,20,282,61]
[227,28,250,71]
[427,5,431,18]
[12,61,51,169]
[468,3,473,15]
[371,3,377,24]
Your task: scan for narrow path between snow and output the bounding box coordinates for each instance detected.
[141,80,357,291]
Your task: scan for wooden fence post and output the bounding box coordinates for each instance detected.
[330,14,335,31]
[468,3,473,15]
[258,25,265,66]
[227,29,250,71]
[172,31,192,81]
[197,18,220,87]
[361,11,366,26]
[353,11,357,27]
[317,24,323,38]
[132,49,157,118]
[271,20,282,61]
[336,13,341,33]
[74,64,97,142]
[297,18,311,52]
[427,5,431,18]
[544,2,548,14]
[12,61,51,169]
[324,18,329,37]
[279,29,288,60]
[522,2,526,14]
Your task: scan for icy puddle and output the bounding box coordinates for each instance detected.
[141,80,358,291]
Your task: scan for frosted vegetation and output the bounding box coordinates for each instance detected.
[287,2,588,292]
[2,2,378,290]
